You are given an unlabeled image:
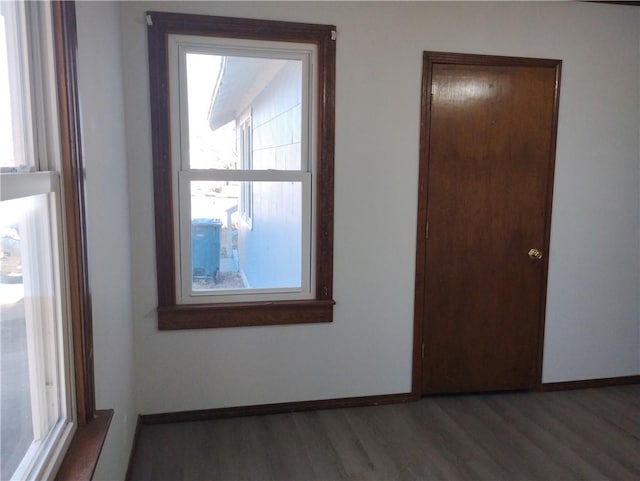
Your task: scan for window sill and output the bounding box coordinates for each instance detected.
[55,409,113,481]
[158,299,335,330]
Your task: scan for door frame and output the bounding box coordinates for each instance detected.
[411,51,562,397]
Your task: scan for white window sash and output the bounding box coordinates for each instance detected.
[1,171,58,201]
[1,173,75,481]
[1,0,36,169]
[169,35,315,173]
[10,417,75,481]
[177,170,312,304]
[181,169,309,182]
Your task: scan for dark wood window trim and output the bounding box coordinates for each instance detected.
[52,1,111,479]
[52,0,94,427]
[146,11,336,330]
[54,410,113,481]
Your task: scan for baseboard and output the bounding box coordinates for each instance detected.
[540,374,640,391]
[139,392,417,425]
[128,378,639,474]
[124,416,142,481]
[136,375,640,426]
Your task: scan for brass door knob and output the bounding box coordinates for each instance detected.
[528,248,543,260]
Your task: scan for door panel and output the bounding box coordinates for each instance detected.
[418,54,560,394]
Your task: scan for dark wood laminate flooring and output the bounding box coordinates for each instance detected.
[128,385,640,480]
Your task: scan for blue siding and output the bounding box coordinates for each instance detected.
[238,61,302,289]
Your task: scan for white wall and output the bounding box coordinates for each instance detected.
[75,2,136,479]
[540,3,640,382]
[118,1,640,415]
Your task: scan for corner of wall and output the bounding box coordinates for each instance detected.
[75,1,137,479]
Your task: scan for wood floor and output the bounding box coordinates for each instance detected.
[128,385,640,480]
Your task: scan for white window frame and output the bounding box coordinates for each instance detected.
[168,34,317,305]
[0,2,76,479]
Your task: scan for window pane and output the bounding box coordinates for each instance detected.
[0,4,33,171]
[186,52,303,171]
[190,180,302,293]
[1,194,62,479]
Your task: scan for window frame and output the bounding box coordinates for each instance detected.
[0,2,77,478]
[51,2,112,479]
[1,1,110,479]
[147,11,336,329]
[173,39,314,304]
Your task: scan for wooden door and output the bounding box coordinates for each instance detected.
[414,52,561,394]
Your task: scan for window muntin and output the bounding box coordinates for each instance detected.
[0,2,75,479]
[170,35,316,304]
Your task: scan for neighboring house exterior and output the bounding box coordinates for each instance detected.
[209,56,303,289]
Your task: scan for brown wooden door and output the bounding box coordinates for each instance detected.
[416,53,561,394]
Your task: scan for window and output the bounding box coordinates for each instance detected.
[1,2,107,479]
[0,2,76,479]
[147,12,336,329]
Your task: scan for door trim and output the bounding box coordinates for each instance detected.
[412,51,562,397]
